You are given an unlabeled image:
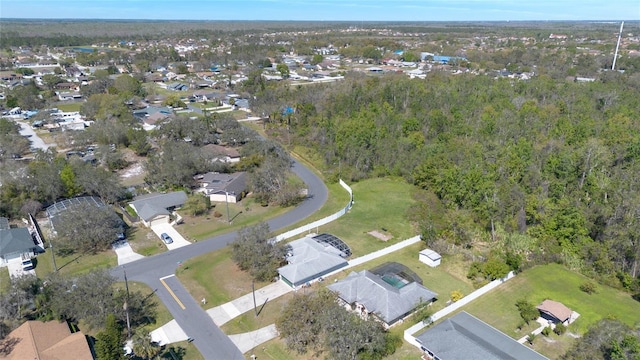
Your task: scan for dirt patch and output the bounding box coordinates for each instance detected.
[367,230,393,242]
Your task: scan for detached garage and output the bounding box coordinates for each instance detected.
[419,249,441,268]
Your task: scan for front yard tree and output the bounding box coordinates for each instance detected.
[231,222,289,281]
[95,314,125,360]
[53,203,122,255]
[515,299,539,325]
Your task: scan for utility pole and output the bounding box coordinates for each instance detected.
[612,21,624,71]
[50,239,57,272]
[124,270,131,339]
[225,192,231,224]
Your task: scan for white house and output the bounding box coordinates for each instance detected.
[419,248,441,267]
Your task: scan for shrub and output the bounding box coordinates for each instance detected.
[450,290,464,302]
[515,299,539,325]
[527,333,536,345]
[580,281,598,294]
[554,322,567,335]
[213,210,222,218]
[541,326,552,336]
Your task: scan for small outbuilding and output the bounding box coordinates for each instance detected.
[419,248,441,268]
[537,299,574,325]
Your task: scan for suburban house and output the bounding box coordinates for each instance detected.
[278,235,349,288]
[46,196,123,235]
[419,249,441,268]
[0,218,38,266]
[194,172,246,203]
[129,191,188,227]
[328,263,437,328]
[415,311,548,360]
[202,144,241,163]
[0,320,93,360]
[537,300,575,325]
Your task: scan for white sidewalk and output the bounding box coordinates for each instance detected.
[207,281,293,326]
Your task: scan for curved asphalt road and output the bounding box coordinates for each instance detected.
[110,158,328,359]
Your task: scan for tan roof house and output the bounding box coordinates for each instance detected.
[537,299,573,324]
[0,320,93,359]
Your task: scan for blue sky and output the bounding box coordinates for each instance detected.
[1,0,638,21]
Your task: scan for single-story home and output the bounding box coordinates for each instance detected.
[328,266,437,328]
[1,320,93,360]
[416,311,548,360]
[46,196,123,234]
[194,172,246,203]
[278,235,348,288]
[0,219,37,265]
[129,191,188,227]
[419,249,441,267]
[201,144,241,163]
[537,300,574,325]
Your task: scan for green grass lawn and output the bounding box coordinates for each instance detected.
[330,242,474,312]
[34,248,116,277]
[314,177,419,257]
[55,102,82,112]
[176,247,273,308]
[457,263,640,359]
[0,268,10,293]
[221,292,294,335]
[178,196,293,241]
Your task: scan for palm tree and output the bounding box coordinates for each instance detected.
[132,329,160,360]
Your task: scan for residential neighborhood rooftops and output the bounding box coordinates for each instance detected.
[278,236,348,287]
[328,269,437,325]
[195,172,246,196]
[0,217,9,230]
[416,311,548,360]
[130,191,188,222]
[1,320,93,360]
[0,227,34,258]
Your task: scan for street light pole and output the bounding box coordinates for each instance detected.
[225,191,231,224]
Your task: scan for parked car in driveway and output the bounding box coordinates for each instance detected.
[160,233,173,244]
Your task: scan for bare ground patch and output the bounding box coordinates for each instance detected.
[367,230,393,242]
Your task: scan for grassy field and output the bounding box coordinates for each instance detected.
[178,196,293,241]
[34,248,116,277]
[55,102,82,112]
[330,242,474,312]
[314,177,419,257]
[176,247,273,308]
[458,263,640,359]
[0,268,10,293]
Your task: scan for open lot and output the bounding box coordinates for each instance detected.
[312,177,419,257]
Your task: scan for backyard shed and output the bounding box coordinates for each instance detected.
[419,248,441,267]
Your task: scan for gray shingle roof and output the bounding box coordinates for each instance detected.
[0,228,34,257]
[130,191,187,222]
[278,237,348,287]
[196,172,246,196]
[415,311,548,360]
[328,270,437,325]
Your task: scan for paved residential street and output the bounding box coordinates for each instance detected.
[110,157,328,359]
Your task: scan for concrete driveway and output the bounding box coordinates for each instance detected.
[228,324,278,354]
[150,223,190,250]
[5,258,36,278]
[150,319,188,346]
[16,121,53,150]
[113,241,145,265]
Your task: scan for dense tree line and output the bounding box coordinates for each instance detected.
[254,70,640,294]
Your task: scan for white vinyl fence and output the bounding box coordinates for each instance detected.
[274,179,353,242]
[404,271,516,348]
